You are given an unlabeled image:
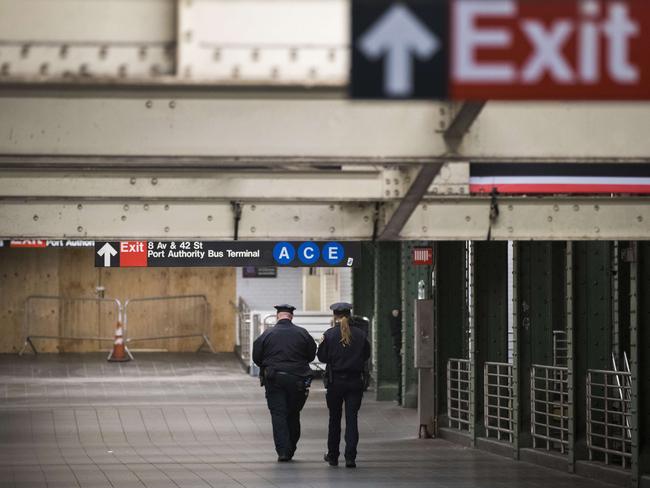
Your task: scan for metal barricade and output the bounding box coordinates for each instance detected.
[124,295,215,352]
[552,331,568,367]
[586,369,632,468]
[484,362,514,442]
[236,297,252,363]
[531,364,569,453]
[447,358,471,431]
[19,295,121,355]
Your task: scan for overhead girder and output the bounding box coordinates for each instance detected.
[0,168,409,201]
[1,196,648,240]
[1,90,650,163]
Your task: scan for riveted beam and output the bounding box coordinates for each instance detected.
[444,102,486,151]
[378,164,444,241]
[3,90,650,162]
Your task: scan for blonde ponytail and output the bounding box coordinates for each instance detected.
[338,316,352,347]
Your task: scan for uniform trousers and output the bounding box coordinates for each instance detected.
[326,376,364,461]
[264,373,309,456]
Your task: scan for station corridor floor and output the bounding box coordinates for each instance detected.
[0,353,617,488]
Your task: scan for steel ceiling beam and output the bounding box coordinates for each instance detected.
[377,163,444,241]
[3,91,650,163]
[444,102,486,149]
[2,197,648,241]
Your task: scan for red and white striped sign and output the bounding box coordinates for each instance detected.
[470,163,650,194]
[412,247,433,265]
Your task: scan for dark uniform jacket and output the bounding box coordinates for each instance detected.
[252,319,317,377]
[317,325,371,375]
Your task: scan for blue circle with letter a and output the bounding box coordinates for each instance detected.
[322,242,344,265]
[298,242,320,265]
[273,242,295,265]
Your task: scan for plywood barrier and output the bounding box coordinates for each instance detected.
[0,248,236,353]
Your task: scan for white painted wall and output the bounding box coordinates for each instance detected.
[236,267,303,311]
[236,267,352,311]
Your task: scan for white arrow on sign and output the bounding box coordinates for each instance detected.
[97,242,117,267]
[358,3,440,97]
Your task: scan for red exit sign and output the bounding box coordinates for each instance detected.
[453,0,650,99]
[351,0,650,100]
[412,247,433,265]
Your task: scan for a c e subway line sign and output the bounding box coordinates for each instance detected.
[94,241,361,268]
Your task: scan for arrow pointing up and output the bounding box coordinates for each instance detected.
[358,4,439,97]
[97,242,117,267]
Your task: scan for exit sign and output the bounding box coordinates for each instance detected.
[412,247,433,265]
[351,0,650,100]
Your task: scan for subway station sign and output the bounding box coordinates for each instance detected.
[351,0,650,99]
[94,241,361,268]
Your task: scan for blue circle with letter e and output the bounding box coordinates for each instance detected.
[322,242,344,265]
[273,242,295,265]
[298,242,320,265]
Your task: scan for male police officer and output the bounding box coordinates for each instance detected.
[253,304,316,462]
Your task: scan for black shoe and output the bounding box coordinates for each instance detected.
[324,453,338,466]
[278,454,291,462]
[345,459,356,468]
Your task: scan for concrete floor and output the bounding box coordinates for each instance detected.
[0,353,617,488]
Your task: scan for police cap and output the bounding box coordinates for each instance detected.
[274,304,296,313]
[329,302,353,315]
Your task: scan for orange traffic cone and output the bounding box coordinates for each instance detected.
[108,322,131,362]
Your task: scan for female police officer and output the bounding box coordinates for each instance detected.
[317,302,370,468]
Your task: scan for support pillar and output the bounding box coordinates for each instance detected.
[401,241,432,408]
[473,241,509,440]
[572,242,614,464]
[353,242,375,321]
[373,241,401,401]
[516,242,566,454]
[636,242,650,486]
[567,242,576,473]
[435,242,468,429]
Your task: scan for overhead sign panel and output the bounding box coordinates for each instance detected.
[352,1,449,98]
[94,241,361,268]
[352,0,650,100]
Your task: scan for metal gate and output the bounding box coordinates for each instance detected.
[447,358,471,431]
[586,369,632,468]
[531,364,569,453]
[483,362,514,442]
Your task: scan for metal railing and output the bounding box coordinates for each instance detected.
[531,364,569,453]
[448,358,471,431]
[245,311,330,376]
[124,295,215,353]
[19,295,122,355]
[587,369,632,468]
[552,330,568,367]
[484,362,514,442]
[236,297,252,363]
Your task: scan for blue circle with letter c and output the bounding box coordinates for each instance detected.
[273,242,295,265]
[322,242,344,265]
[298,242,320,265]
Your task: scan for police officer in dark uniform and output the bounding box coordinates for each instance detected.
[252,304,316,462]
[317,302,371,468]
